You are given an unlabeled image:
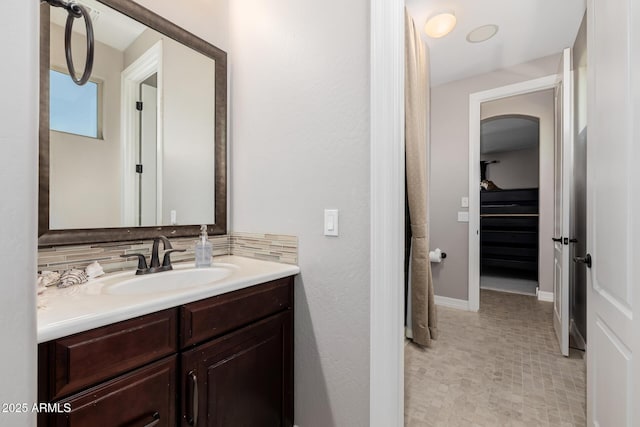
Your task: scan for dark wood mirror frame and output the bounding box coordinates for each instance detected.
[39,0,227,247]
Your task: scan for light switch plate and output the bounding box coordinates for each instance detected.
[324,209,339,236]
[458,211,469,222]
[461,197,469,208]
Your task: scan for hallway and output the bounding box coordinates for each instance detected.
[405,290,586,426]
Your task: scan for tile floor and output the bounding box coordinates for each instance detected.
[405,290,586,426]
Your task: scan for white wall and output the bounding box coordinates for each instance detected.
[123,28,160,67]
[229,0,371,425]
[430,54,560,300]
[161,44,216,225]
[49,23,123,229]
[481,90,556,293]
[481,147,539,189]
[0,1,38,425]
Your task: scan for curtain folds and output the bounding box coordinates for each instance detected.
[405,9,437,346]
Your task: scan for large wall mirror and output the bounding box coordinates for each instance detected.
[39,0,227,246]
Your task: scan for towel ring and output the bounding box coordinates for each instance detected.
[45,0,95,86]
[64,3,94,85]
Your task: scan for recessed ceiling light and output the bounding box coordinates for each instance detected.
[466,24,499,43]
[424,12,457,39]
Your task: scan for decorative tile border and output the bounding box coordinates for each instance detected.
[230,232,298,265]
[37,232,298,273]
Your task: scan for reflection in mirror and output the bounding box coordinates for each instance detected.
[48,0,216,230]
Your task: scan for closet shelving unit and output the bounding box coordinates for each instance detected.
[480,188,539,279]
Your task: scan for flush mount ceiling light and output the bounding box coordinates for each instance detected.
[466,24,499,43]
[424,11,457,39]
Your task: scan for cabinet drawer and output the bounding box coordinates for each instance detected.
[47,356,176,427]
[39,309,178,401]
[180,276,293,348]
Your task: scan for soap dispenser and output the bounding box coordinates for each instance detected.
[195,225,212,268]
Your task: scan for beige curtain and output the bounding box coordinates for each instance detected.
[405,9,437,347]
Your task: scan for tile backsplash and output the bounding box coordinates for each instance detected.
[230,232,298,265]
[37,232,298,273]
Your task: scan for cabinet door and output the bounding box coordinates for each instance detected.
[181,311,293,427]
[47,356,176,427]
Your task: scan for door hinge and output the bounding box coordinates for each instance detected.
[135,164,143,174]
[136,101,143,111]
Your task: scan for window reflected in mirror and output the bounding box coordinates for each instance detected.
[50,69,101,138]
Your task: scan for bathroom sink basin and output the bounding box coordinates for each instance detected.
[104,266,234,295]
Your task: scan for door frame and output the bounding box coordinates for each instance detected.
[369,0,405,425]
[467,74,558,312]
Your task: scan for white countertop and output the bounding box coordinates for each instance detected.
[37,255,300,343]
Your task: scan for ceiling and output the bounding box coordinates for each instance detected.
[405,0,586,86]
[50,0,147,52]
[481,116,539,154]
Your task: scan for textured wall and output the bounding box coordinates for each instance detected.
[229,0,371,425]
[0,1,38,425]
[481,90,556,293]
[430,54,560,301]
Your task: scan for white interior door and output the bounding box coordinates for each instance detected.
[586,0,639,425]
[552,48,572,357]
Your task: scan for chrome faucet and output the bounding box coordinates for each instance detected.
[121,236,186,275]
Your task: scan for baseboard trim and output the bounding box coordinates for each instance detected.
[537,289,554,302]
[434,295,470,311]
[570,319,586,350]
[405,327,413,339]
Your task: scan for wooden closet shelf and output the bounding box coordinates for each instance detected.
[480,188,539,280]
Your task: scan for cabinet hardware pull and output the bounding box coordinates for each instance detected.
[143,412,160,427]
[188,370,199,427]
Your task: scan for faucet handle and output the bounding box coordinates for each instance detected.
[120,253,148,274]
[162,249,186,269]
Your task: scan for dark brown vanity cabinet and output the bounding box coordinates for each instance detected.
[38,276,294,427]
[181,311,293,427]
